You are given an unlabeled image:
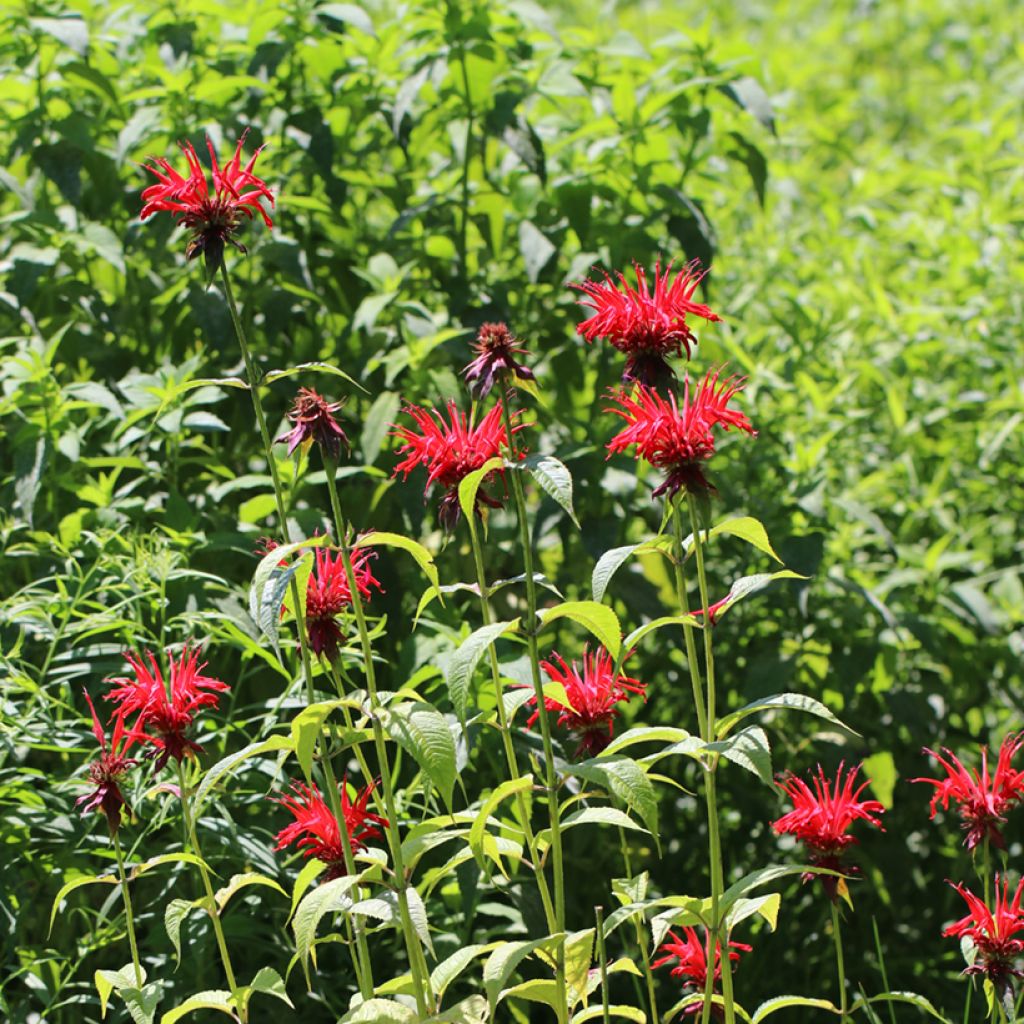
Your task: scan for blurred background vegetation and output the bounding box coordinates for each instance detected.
[1,0,1020,1020]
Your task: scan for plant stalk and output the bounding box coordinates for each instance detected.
[111,829,143,988]
[831,901,849,1023]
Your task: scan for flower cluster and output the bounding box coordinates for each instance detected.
[944,876,1024,984]
[913,734,1024,851]
[525,647,647,758]
[141,130,274,268]
[463,322,535,400]
[105,648,230,769]
[772,763,884,900]
[274,779,387,880]
[574,260,721,387]
[392,400,524,529]
[276,387,349,461]
[76,691,139,833]
[306,546,382,660]
[605,371,756,498]
[653,928,751,1019]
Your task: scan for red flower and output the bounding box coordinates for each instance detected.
[463,322,536,400]
[275,779,388,880]
[606,371,755,498]
[944,876,1024,982]
[653,927,751,1018]
[276,388,349,461]
[105,648,230,769]
[573,260,721,387]
[140,129,274,268]
[76,690,139,833]
[913,735,1024,851]
[525,647,647,758]
[392,400,525,529]
[305,546,382,660]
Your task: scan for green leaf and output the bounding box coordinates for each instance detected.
[122,984,163,1024]
[623,614,701,652]
[572,1006,646,1023]
[560,806,648,834]
[405,886,434,956]
[50,871,118,934]
[591,538,672,602]
[215,872,287,911]
[483,933,565,1012]
[193,735,292,818]
[716,692,854,740]
[354,531,440,591]
[445,620,520,721]
[498,978,560,1009]
[603,726,695,757]
[721,864,842,918]
[572,756,659,840]
[293,875,362,984]
[848,992,953,1023]
[718,75,776,134]
[750,996,839,1022]
[260,361,364,390]
[160,991,235,1023]
[521,454,579,527]
[430,943,501,1002]
[705,571,807,623]
[458,456,505,524]
[95,964,147,1018]
[537,601,621,660]
[288,859,326,923]
[519,220,556,282]
[361,390,401,466]
[709,516,783,562]
[339,999,417,1023]
[724,892,781,932]
[470,775,534,869]
[704,726,772,784]
[164,898,196,964]
[381,702,458,810]
[242,966,294,1011]
[317,3,376,36]
[290,699,359,781]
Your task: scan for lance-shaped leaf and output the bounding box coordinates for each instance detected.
[537,601,621,659]
[293,875,363,985]
[354,531,440,591]
[518,453,579,527]
[380,702,458,810]
[591,536,673,602]
[445,619,520,721]
[716,692,855,740]
[709,516,783,562]
[458,456,505,524]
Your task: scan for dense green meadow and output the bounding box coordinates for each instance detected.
[1,0,1021,1021]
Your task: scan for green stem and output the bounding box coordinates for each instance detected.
[324,462,434,1017]
[831,901,848,1023]
[176,760,244,1021]
[595,906,611,1024]
[111,830,143,988]
[465,513,557,933]
[981,839,992,908]
[453,4,474,275]
[617,829,658,1024]
[499,400,568,1024]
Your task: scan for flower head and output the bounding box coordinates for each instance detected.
[606,371,755,498]
[463,322,536,400]
[944,876,1024,983]
[276,388,349,461]
[275,779,388,880]
[772,763,884,899]
[305,546,382,660]
[76,690,139,832]
[913,735,1024,851]
[140,129,274,268]
[653,927,751,1018]
[525,647,647,758]
[105,648,230,769]
[573,260,721,387]
[392,400,524,529]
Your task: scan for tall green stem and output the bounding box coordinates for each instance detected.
[176,760,244,1021]
[617,830,659,1024]
[465,513,557,932]
[111,830,143,988]
[830,901,849,1023]
[499,400,568,1024]
[324,463,434,1016]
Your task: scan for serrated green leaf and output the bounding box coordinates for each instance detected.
[521,454,579,527]
[483,933,565,1011]
[430,943,501,1001]
[560,806,648,834]
[381,702,458,810]
[572,1006,646,1023]
[591,538,673,602]
[215,872,286,912]
[470,775,534,869]
[704,726,772,784]
[571,756,659,842]
[164,898,196,965]
[261,361,364,390]
[623,614,701,652]
[848,991,952,1023]
[293,875,362,985]
[716,692,854,740]
[445,620,520,721]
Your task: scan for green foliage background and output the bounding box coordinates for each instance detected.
[1,0,1020,1020]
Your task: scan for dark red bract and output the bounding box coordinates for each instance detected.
[274,779,387,880]
[276,388,349,461]
[913,735,1024,850]
[772,763,885,900]
[653,927,751,1019]
[76,690,139,833]
[463,322,536,400]
[944,876,1024,983]
[392,400,524,529]
[140,130,274,267]
[105,648,230,769]
[574,260,720,387]
[525,647,647,758]
[606,371,755,498]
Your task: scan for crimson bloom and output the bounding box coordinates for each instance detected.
[772,763,885,900]
[463,322,536,400]
[606,371,755,499]
[305,546,382,660]
[275,779,388,880]
[140,129,274,268]
[944,876,1024,984]
[525,647,647,758]
[392,400,524,529]
[276,388,349,461]
[913,735,1024,851]
[105,648,230,769]
[573,260,721,387]
[653,927,751,1019]
[76,691,139,833]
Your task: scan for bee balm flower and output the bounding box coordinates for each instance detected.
[573,260,720,387]
[913,734,1024,851]
[606,371,755,499]
[305,546,382,660]
[76,691,139,833]
[944,876,1024,984]
[140,129,274,268]
[276,388,349,461]
[462,322,536,400]
[653,927,751,1019]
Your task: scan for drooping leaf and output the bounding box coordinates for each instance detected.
[537,601,621,659]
